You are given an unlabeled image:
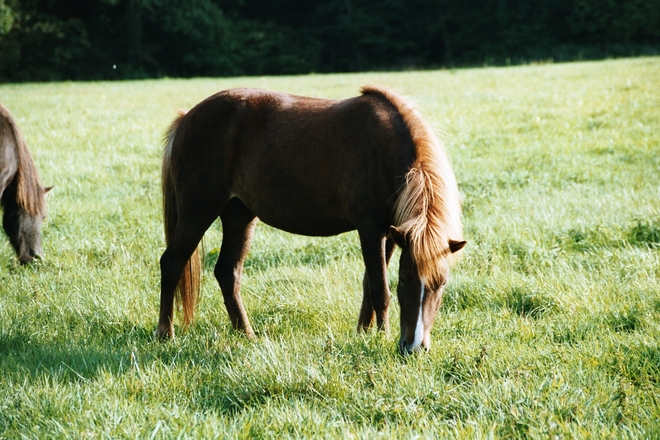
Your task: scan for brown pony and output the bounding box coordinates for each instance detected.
[0,103,51,264]
[157,85,465,355]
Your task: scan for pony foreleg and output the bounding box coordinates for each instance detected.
[358,237,395,331]
[357,274,376,329]
[357,229,392,333]
[215,199,258,340]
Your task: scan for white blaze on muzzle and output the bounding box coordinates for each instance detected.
[412,278,426,349]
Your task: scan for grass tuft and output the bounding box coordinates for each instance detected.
[505,286,558,319]
[628,217,660,248]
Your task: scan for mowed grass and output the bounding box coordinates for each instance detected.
[1,57,659,438]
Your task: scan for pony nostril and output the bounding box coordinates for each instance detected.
[399,339,417,356]
[399,338,429,356]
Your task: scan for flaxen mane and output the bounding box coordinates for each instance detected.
[0,104,45,217]
[360,85,463,285]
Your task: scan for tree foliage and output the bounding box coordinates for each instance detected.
[0,0,658,81]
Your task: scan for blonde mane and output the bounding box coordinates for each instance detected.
[0,104,46,217]
[360,85,463,285]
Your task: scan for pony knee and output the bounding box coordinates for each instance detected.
[371,289,391,312]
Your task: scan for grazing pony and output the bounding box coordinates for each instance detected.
[157,85,465,355]
[0,103,50,264]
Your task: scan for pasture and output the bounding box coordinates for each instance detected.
[1,57,659,438]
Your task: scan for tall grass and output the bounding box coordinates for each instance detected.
[1,57,659,438]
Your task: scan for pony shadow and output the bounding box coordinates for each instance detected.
[0,324,154,384]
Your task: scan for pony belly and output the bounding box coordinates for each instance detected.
[262,218,355,237]
[251,205,355,237]
[232,192,355,237]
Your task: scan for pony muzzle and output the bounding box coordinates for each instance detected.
[399,319,431,355]
[399,335,430,356]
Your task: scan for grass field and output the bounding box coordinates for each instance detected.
[1,57,659,438]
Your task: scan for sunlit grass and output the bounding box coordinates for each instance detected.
[1,57,659,438]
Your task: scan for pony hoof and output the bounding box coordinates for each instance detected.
[154,325,174,341]
[243,328,257,341]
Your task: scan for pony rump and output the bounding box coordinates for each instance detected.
[0,104,45,217]
[162,109,201,327]
[360,85,464,286]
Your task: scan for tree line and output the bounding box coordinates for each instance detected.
[1,0,659,82]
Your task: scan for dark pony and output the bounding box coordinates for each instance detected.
[156,85,465,355]
[0,103,50,264]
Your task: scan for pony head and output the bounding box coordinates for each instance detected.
[391,226,465,355]
[2,185,51,264]
[367,83,465,356]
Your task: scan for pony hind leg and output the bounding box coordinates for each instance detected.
[157,209,218,339]
[357,237,395,331]
[356,227,393,333]
[214,198,258,339]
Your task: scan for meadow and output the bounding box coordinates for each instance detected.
[1,57,659,438]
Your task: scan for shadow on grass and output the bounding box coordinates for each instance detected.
[0,323,154,383]
[628,218,660,248]
[0,306,430,418]
[190,331,401,416]
[556,217,660,252]
[604,341,660,387]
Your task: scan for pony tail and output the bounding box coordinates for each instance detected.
[163,111,200,328]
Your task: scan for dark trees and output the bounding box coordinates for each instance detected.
[0,0,658,81]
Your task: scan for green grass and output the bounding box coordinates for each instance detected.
[1,57,659,438]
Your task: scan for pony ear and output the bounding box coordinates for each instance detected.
[448,239,467,253]
[44,186,54,195]
[389,226,408,248]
